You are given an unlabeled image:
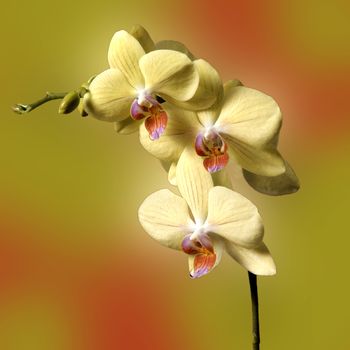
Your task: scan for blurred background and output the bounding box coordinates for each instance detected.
[1,0,350,349]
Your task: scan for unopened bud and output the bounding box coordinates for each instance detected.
[78,100,88,117]
[12,103,30,114]
[58,91,80,114]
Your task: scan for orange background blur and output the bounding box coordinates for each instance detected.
[1,0,350,349]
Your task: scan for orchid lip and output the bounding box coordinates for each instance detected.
[204,153,229,173]
[130,92,168,140]
[181,232,214,255]
[134,91,168,140]
[144,108,168,140]
[181,232,216,279]
[194,129,230,172]
[190,252,216,279]
[130,99,148,120]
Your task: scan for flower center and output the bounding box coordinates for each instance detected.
[194,129,229,173]
[137,90,154,108]
[181,232,216,279]
[130,93,168,140]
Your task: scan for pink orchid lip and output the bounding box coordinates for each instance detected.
[191,254,216,279]
[182,233,214,256]
[130,95,168,140]
[182,233,216,279]
[130,94,160,120]
[195,133,210,156]
[144,110,168,141]
[203,153,229,173]
[194,130,229,173]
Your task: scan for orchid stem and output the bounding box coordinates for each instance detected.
[248,272,260,350]
[12,92,68,114]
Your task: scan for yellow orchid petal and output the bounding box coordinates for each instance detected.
[166,59,223,111]
[129,24,155,53]
[114,117,142,135]
[84,69,135,122]
[176,146,213,224]
[206,186,263,248]
[138,189,194,250]
[195,79,241,128]
[243,160,300,195]
[225,241,276,276]
[108,30,145,88]
[197,104,222,129]
[168,162,177,186]
[139,103,200,163]
[155,40,196,60]
[215,84,285,176]
[188,237,224,278]
[159,161,177,186]
[139,50,199,102]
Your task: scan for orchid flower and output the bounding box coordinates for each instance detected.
[138,147,276,278]
[140,80,299,195]
[83,29,221,140]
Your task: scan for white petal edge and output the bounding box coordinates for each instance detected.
[215,85,285,176]
[176,146,213,224]
[138,189,194,250]
[206,186,263,248]
[108,30,145,88]
[84,68,136,122]
[225,241,276,276]
[140,50,199,102]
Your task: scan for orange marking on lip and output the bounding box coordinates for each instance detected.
[203,152,229,173]
[145,109,168,140]
[191,252,216,279]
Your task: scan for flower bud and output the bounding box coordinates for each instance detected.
[58,91,80,114]
[78,100,88,117]
[12,103,30,114]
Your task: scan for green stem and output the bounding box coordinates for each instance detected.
[248,272,260,350]
[12,92,68,114]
